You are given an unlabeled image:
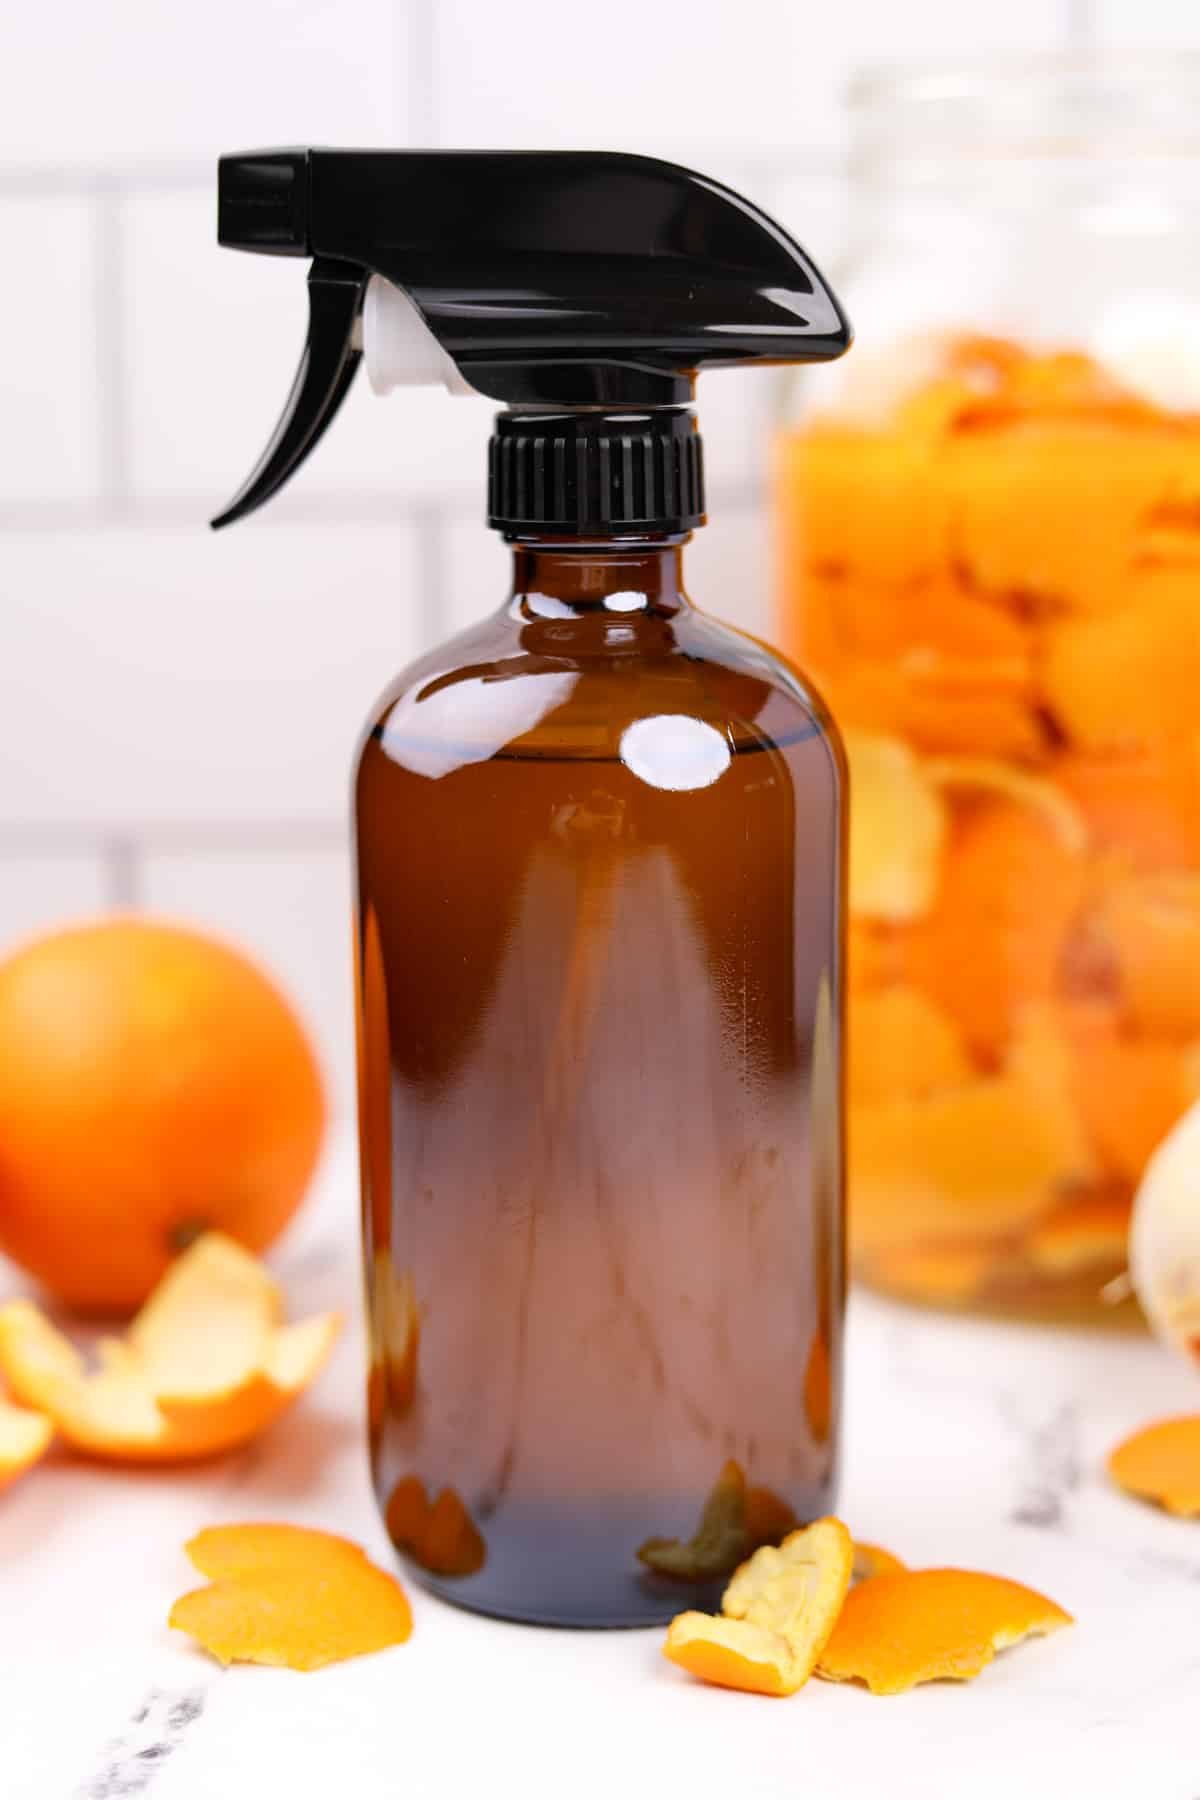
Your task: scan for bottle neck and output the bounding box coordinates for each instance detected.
[507,537,690,619]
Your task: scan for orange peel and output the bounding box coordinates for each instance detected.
[851,1541,906,1581]
[185,1522,366,1580]
[170,1523,412,1670]
[1042,566,1200,748]
[851,1009,1093,1252]
[1025,1191,1132,1275]
[0,1234,339,1462]
[1108,1416,1200,1517]
[923,757,1088,854]
[899,803,1090,1060]
[845,730,946,923]
[663,1517,853,1698]
[863,1240,996,1306]
[817,1568,1073,1694]
[0,1397,53,1491]
[849,986,971,1106]
[1100,872,1200,1040]
[384,1474,486,1577]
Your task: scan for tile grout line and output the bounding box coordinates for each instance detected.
[0,477,767,533]
[102,835,142,909]
[93,181,131,509]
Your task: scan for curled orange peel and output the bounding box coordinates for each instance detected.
[0,1234,339,1463]
[663,1517,853,1698]
[816,1568,1073,1695]
[1108,1415,1200,1517]
[170,1522,412,1670]
[0,1396,53,1491]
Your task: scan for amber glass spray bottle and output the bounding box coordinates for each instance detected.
[212,149,852,1626]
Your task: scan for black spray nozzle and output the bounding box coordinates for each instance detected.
[212,148,851,529]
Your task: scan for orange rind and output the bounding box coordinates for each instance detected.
[849,986,971,1106]
[947,422,1180,615]
[663,1517,853,1698]
[830,661,1045,761]
[384,1474,486,1577]
[639,1461,754,1581]
[184,1522,367,1581]
[1099,872,1200,1040]
[1025,1192,1133,1275]
[863,1240,996,1306]
[924,758,1087,854]
[851,1541,906,1582]
[1056,746,1200,873]
[899,802,1090,1060]
[0,1397,53,1491]
[1042,566,1200,750]
[816,1568,1073,1694]
[0,1234,339,1463]
[850,1009,1093,1253]
[779,427,948,588]
[1108,1416,1200,1517]
[845,730,946,922]
[170,1523,413,1670]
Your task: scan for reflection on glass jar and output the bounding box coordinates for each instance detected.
[775,56,1200,1316]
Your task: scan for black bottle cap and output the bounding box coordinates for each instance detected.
[488,410,703,537]
[212,149,850,529]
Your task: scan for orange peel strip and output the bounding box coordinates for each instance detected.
[664,1517,853,1698]
[0,1234,340,1463]
[170,1525,412,1670]
[0,1396,53,1491]
[1108,1415,1200,1517]
[817,1568,1072,1695]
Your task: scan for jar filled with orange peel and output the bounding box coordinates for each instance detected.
[775,55,1200,1316]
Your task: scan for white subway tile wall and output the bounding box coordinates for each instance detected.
[0,0,1167,1107]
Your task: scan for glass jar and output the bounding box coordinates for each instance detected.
[775,56,1200,1317]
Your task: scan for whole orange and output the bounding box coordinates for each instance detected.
[0,918,326,1313]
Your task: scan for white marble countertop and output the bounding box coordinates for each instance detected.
[5,1134,1200,1800]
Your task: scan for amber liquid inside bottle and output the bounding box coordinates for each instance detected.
[355,538,845,1626]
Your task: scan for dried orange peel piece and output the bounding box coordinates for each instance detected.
[0,1396,53,1491]
[0,1234,339,1462]
[1108,1416,1200,1517]
[170,1523,412,1670]
[817,1568,1073,1695]
[663,1517,853,1698]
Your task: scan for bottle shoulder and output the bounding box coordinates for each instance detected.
[358,602,844,781]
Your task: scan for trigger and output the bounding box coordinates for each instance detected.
[211,258,366,529]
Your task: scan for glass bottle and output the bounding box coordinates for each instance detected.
[356,532,844,1626]
[775,55,1200,1317]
